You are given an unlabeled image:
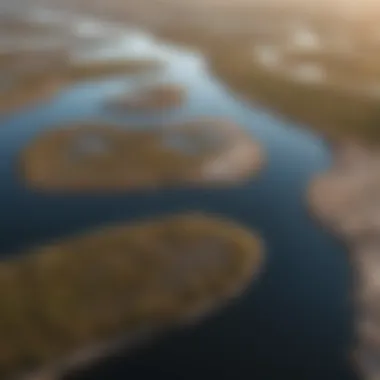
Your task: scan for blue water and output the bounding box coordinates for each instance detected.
[0,18,355,380]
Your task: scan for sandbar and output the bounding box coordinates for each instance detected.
[19,118,264,193]
[0,213,264,380]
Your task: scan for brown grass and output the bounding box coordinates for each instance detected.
[153,25,380,145]
[106,83,186,111]
[208,46,380,145]
[0,213,264,379]
[283,50,380,83]
[0,72,65,114]
[0,52,20,70]
[0,19,54,36]
[19,120,263,192]
[0,55,162,114]
[64,59,162,82]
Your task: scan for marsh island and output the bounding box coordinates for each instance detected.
[0,213,264,380]
[20,119,264,193]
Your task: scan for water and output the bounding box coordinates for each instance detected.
[0,10,355,380]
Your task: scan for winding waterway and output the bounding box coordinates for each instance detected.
[0,9,355,380]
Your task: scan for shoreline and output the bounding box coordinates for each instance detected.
[307,141,380,380]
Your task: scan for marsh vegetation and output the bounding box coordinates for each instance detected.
[0,213,263,379]
[106,83,186,112]
[0,52,162,114]
[20,120,263,192]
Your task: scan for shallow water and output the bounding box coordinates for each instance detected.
[0,9,355,380]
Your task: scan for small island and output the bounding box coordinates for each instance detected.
[0,213,264,380]
[307,141,380,380]
[106,83,186,111]
[19,119,264,193]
